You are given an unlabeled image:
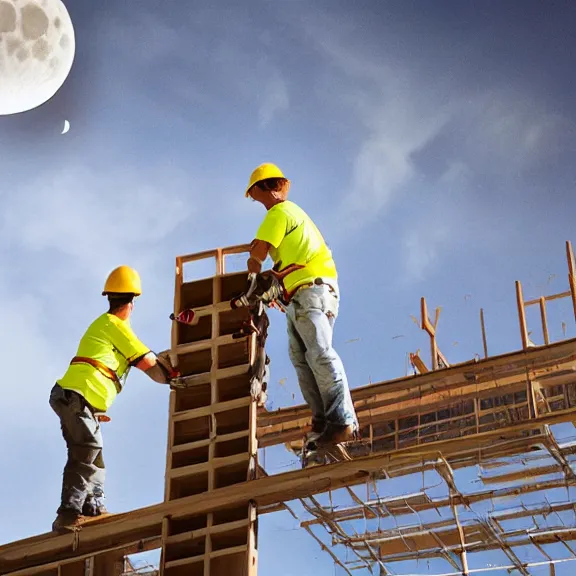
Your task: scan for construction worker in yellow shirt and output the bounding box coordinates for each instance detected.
[49,266,178,533]
[244,163,358,456]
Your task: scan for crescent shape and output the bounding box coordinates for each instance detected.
[61,119,70,134]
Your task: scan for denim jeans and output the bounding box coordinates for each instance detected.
[286,282,357,429]
[49,384,106,515]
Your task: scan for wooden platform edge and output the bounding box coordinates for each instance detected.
[3,408,576,574]
[257,336,576,433]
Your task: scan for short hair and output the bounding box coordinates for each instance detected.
[107,293,135,312]
[254,177,290,197]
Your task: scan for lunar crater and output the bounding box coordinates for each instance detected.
[21,3,49,40]
[0,1,17,32]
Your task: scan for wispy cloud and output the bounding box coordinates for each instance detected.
[258,66,289,128]
[303,23,453,228]
[294,9,567,287]
[0,161,192,426]
[1,163,191,281]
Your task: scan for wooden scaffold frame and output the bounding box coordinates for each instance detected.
[1,241,575,576]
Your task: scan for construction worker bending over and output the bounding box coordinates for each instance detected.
[50,266,177,532]
[244,163,358,451]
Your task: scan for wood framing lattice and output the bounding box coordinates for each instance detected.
[161,245,259,576]
[0,240,575,576]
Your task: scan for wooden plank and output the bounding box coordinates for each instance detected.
[540,297,550,345]
[165,519,249,546]
[175,334,243,357]
[169,453,249,480]
[172,397,251,423]
[164,554,204,569]
[171,430,249,455]
[4,408,576,574]
[210,545,248,559]
[259,337,576,427]
[303,478,575,526]
[373,526,576,560]
[516,280,529,350]
[4,538,161,576]
[179,245,250,266]
[568,240,576,322]
[257,337,576,446]
[525,291,572,307]
[174,364,250,388]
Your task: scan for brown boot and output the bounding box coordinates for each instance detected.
[82,501,108,517]
[52,509,83,533]
[317,423,356,446]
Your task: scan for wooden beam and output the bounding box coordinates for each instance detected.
[516,281,529,349]
[3,408,576,574]
[568,240,576,322]
[257,337,576,447]
[480,308,488,358]
[4,537,161,576]
[260,337,576,427]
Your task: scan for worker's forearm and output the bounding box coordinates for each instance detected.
[144,362,170,384]
[247,256,262,274]
[248,239,270,273]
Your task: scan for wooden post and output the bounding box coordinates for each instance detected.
[539,297,550,345]
[480,308,488,358]
[421,297,438,370]
[567,240,576,323]
[515,281,529,350]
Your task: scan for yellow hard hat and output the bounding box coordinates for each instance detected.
[245,163,285,197]
[102,266,142,296]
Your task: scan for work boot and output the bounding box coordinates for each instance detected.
[82,501,108,517]
[52,509,83,533]
[305,419,326,447]
[317,423,357,446]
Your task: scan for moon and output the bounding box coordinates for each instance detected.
[0,0,75,115]
[61,118,69,133]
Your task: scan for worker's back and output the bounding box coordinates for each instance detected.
[257,200,337,292]
[57,313,148,412]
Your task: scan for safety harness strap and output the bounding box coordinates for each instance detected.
[70,356,123,394]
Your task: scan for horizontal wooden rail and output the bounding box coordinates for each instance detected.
[257,337,576,447]
[4,406,576,574]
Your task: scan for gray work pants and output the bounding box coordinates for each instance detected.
[49,384,106,515]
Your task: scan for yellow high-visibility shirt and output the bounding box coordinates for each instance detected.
[57,313,150,412]
[254,200,337,293]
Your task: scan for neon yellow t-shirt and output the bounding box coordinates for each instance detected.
[254,200,337,293]
[57,313,150,412]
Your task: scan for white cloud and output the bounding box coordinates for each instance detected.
[341,102,448,224]
[1,163,192,281]
[0,160,196,430]
[0,289,61,419]
[402,225,450,283]
[302,14,564,239]
[461,91,564,174]
[305,27,452,228]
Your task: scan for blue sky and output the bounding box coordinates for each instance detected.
[1,0,575,574]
